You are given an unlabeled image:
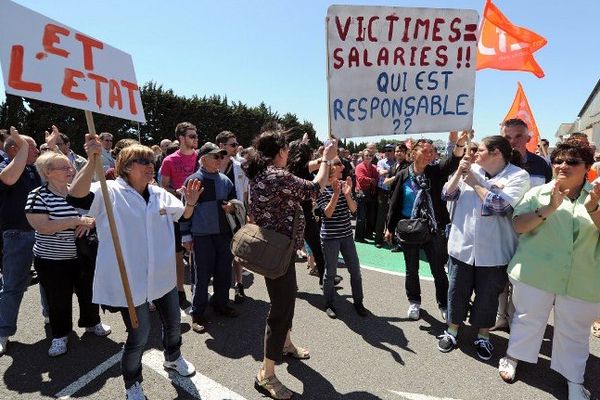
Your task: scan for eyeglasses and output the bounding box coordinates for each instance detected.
[227,142,239,148]
[469,147,478,153]
[551,158,585,166]
[332,161,343,166]
[131,158,154,166]
[186,134,198,139]
[50,165,73,171]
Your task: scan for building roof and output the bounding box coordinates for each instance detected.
[555,122,574,138]
[578,78,600,118]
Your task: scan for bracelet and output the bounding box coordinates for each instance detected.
[534,207,546,221]
[588,204,600,214]
[185,202,197,208]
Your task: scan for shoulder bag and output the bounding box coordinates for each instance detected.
[231,209,300,279]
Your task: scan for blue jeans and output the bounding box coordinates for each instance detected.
[321,235,364,306]
[120,287,182,389]
[191,233,232,318]
[0,230,35,337]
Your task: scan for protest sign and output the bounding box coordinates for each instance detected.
[327,5,479,138]
[0,0,145,122]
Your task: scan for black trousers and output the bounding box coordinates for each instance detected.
[355,191,376,241]
[374,189,390,244]
[34,257,100,338]
[264,257,297,362]
[400,232,449,309]
[303,211,325,283]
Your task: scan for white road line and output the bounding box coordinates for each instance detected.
[141,349,248,400]
[390,390,463,400]
[55,350,122,399]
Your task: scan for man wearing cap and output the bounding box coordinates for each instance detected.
[181,142,238,333]
[374,144,396,247]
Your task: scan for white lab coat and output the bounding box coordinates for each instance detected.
[88,178,184,307]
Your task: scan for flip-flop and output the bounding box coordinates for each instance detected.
[282,345,310,360]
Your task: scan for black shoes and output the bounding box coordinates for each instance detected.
[437,331,457,353]
[213,305,239,318]
[325,305,337,319]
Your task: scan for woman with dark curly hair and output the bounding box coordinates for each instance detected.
[498,140,600,400]
[244,128,336,399]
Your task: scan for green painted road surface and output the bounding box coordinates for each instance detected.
[348,239,434,278]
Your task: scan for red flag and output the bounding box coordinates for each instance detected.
[476,0,547,78]
[503,82,540,152]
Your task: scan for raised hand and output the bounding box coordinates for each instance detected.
[182,179,203,205]
[331,178,341,194]
[9,126,26,148]
[549,179,569,210]
[457,130,471,146]
[585,179,600,212]
[44,125,60,148]
[323,138,338,161]
[83,133,102,158]
[342,176,352,196]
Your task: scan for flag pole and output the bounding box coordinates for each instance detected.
[84,110,138,329]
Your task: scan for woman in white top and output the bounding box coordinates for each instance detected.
[69,136,203,400]
[437,136,530,360]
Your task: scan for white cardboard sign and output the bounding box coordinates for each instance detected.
[0,0,146,122]
[327,5,478,138]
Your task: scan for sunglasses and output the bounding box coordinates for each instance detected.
[551,158,585,166]
[131,158,154,166]
[186,134,198,139]
[227,142,239,148]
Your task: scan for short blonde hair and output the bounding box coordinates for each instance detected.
[35,150,70,179]
[115,144,155,178]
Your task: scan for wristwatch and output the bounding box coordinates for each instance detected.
[321,157,332,166]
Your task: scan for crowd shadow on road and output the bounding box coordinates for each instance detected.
[2,325,123,398]
[296,291,415,366]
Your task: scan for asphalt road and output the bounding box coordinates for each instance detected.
[1,262,599,400]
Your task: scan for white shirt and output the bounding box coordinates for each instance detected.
[101,148,115,172]
[446,163,530,267]
[232,158,249,203]
[88,178,184,307]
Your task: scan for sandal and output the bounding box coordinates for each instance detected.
[592,320,600,338]
[282,345,310,360]
[254,374,293,399]
[499,356,518,383]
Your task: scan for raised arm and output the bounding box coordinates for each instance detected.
[69,134,101,198]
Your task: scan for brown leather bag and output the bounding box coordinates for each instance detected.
[231,209,300,279]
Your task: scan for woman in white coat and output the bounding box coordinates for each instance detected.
[68,136,203,400]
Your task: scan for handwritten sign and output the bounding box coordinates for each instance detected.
[327,5,478,138]
[0,0,146,122]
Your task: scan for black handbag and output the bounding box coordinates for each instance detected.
[395,218,432,245]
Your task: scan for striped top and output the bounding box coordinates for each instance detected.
[25,184,79,260]
[316,185,353,240]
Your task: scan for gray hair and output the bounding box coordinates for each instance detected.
[34,150,69,178]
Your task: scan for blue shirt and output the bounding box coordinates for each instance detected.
[401,178,417,218]
[377,158,395,191]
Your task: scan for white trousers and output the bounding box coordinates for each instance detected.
[507,278,600,383]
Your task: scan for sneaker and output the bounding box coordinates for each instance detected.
[375,243,383,248]
[178,291,192,311]
[390,245,402,253]
[568,381,592,400]
[499,356,518,383]
[474,337,494,360]
[354,301,369,317]
[333,275,343,285]
[85,323,112,337]
[325,305,337,319]
[0,336,7,355]
[213,305,239,318]
[44,316,50,325]
[48,336,68,357]
[163,355,196,377]
[439,307,448,322]
[192,316,208,333]
[407,303,420,320]
[437,330,457,353]
[125,381,146,400]
[234,283,246,304]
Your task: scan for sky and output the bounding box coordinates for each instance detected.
[1,0,598,145]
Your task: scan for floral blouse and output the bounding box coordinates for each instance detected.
[249,165,320,250]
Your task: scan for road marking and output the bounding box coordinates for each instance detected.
[141,349,248,400]
[390,391,463,400]
[55,350,122,399]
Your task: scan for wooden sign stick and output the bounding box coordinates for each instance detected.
[84,110,138,329]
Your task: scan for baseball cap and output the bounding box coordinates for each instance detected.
[198,142,227,157]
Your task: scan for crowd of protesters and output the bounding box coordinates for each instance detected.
[0,117,598,400]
